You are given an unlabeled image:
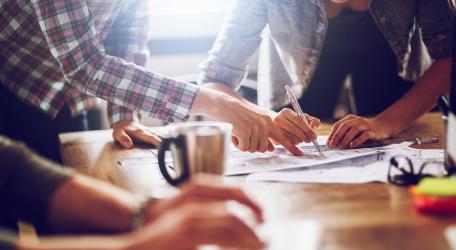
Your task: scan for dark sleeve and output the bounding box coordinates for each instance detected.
[0,229,17,250]
[0,136,73,231]
[416,0,454,59]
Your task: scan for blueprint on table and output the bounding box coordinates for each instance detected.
[225,136,403,176]
[245,142,445,183]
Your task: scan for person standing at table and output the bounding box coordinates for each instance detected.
[198,0,453,149]
[0,0,318,161]
[0,0,154,162]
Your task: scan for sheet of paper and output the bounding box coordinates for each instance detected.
[226,136,402,176]
[245,145,445,184]
[116,136,415,178]
[245,154,389,183]
[117,149,171,166]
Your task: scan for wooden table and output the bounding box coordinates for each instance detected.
[60,113,454,250]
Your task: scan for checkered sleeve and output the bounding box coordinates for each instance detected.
[105,0,152,125]
[30,0,199,123]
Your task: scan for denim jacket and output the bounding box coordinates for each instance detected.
[198,0,454,109]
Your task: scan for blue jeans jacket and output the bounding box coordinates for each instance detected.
[198,0,454,108]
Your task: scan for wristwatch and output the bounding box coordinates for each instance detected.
[130,197,160,230]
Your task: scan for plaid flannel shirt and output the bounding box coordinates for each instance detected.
[0,0,199,125]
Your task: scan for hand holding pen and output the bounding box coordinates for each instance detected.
[283,85,322,154]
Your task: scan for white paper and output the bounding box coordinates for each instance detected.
[246,156,389,183]
[226,136,401,176]
[246,144,445,184]
[420,149,445,160]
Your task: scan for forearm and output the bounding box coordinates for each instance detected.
[375,57,452,135]
[202,82,275,116]
[203,82,248,102]
[0,137,72,231]
[0,227,127,250]
[17,235,127,250]
[47,175,140,234]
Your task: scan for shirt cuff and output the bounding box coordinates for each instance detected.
[108,103,141,126]
[198,56,247,90]
[151,82,200,124]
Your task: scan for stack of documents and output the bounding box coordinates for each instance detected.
[244,136,445,184]
[227,136,389,176]
[116,136,445,185]
[227,143,385,176]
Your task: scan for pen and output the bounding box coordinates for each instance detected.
[285,85,322,154]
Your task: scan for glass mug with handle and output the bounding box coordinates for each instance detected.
[158,122,233,186]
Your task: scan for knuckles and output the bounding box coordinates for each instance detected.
[280,108,294,117]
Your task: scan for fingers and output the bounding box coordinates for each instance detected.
[283,142,304,156]
[349,130,374,148]
[254,117,271,153]
[328,115,355,143]
[329,119,360,148]
[179,203,264,250]
[327,115,358,148]
[130,129,162,146]
[288,111,317,141]
[142,202,263,250]
[249,127,260,153]
[306,114,321,129]
[233,115,272,153]
[237,131,251,152]
[215,213,264,249]
[270,128,304,156]
[283,131,302,145]
[181,179,264,223]
[232,136,239,147]
[274,110,309,143]
[258,131,269,153]
[268,140,275,152]
[113,128,134,148]
[113,121,162,148]
[337,126,366,149]
[275,109,317,144]
[327,115,383,149]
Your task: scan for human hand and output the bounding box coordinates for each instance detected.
[126,202,264,250]
[327,115,392,149]
[127,176,264,250]
[191,87,305,155]
[222,100,312,156]
[146,176,263,224]
[112,120,161,149]
[272,108,320,145]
